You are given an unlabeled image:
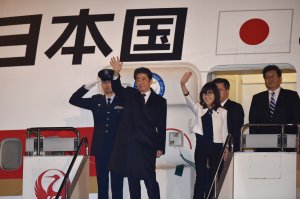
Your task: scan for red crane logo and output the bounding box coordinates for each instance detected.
[35,169,71,199]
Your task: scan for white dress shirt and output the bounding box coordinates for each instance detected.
[142,90,151,104]
[268,87,281,104]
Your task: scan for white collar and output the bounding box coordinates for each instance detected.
[142,90,151,103]
[221,98,229,107]
[268,87,281,96]
[106,93,115,101]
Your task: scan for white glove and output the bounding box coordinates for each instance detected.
[84,80,100,90]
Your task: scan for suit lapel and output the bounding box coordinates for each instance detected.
[145,90,154,106]
[223,99,231,109]
[273,89,285,116]
[257,91,270,119]
[145,89,156,106]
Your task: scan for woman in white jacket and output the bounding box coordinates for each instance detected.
[180,72,228,199]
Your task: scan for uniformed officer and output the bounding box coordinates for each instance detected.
[69,69,124,199]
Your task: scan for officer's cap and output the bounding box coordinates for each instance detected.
[98,69,114,81]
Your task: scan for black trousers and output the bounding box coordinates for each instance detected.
[193,142,223,199]
[95,156,124,199]
[128,175,160,199]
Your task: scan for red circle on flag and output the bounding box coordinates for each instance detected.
[239,18,269,45]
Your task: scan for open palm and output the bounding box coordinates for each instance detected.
[110,56,123,74]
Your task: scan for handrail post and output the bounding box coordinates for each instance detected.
[281,124,285,152]
[37,130,40,156]
[240,124,249,152]
[297,124,300,153]
[26,129,31,156]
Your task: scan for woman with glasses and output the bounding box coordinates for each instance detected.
[180,72,228,199]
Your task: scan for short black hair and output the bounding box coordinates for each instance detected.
[262,65,282,78]
[134,67,152,80]
[212,78,230,90]
[199,82,221,110]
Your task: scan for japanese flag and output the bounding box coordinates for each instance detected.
[216,9,293,55]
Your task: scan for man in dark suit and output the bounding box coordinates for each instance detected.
[213,78,244,152]
[69,69,124,199]
[108,56,167,199]
[249,65,300,151]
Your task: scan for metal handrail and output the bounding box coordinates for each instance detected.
[206,134,234,199]
[26,127,80,155]
[205,124,299,199]
[240,123,300,151]
[55,136,89,199]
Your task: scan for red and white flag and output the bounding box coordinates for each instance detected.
[216,9,293,55]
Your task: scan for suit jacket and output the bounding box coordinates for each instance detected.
[69,86,124,156]
[249,88,300,134]
[223,99,244,152]
[108,76,167,179]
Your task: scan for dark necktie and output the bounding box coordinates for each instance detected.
[269,92,275,117]
[107,98,111,105]
[142,94,146,104]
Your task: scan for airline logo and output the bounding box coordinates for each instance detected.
[35,169,70,199]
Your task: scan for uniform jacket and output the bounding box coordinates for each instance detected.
[108,76,167,179]
[249,88,300,134]
[69,86,124,155]
[184,94,228,144]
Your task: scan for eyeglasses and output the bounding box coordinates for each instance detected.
[264,74,279,80]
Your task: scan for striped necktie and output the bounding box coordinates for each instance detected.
[269,92,276,117]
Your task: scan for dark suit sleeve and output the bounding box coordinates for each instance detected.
[69,86,93,110]
[249,95,259,134]
[249,95,257,124]
[157,98,167,154]
[291,91,300,123]
[230,103,244,151]
[111,76,125,98]
[234,104,244,133]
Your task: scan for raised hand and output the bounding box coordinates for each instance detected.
[110,56,123,76]
[156,150,163,158]
[180,71,192,96]
[180,71,192,85]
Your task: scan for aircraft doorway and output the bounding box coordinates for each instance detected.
[207,64,297,124]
